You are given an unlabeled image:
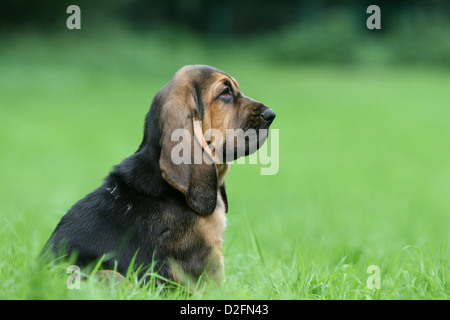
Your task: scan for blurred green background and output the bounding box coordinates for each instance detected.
[0,0,449,299]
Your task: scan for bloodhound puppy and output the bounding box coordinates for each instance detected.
[43,65,276,285]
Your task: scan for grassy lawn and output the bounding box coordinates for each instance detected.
[0,33,449,299]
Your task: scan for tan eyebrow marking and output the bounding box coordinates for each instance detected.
[220,77,240,95]
[229,77,240,91]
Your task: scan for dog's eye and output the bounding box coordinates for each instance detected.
[220,87,231,97]
[219,86,232,99]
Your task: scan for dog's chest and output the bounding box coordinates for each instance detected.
[196,190,227,249]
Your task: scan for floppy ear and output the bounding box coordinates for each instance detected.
[159,95,218,215]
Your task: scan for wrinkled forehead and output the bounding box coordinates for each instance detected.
[213,72,240,92]
[173,65,240,92]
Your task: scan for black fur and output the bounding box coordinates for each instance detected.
[42,64,275,282]
[43,70,222,280]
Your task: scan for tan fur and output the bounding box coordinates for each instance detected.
[160,66,270,287]
[196,190,227,280]
[94,270,133,288]
[216,163,229,186]
[202,75,242,143]
[169,190,227,286]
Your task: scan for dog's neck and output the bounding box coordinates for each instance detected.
[216,163,229,187]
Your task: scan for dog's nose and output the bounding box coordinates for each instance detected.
[261,109,276,123]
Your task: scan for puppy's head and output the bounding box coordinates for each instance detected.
[147,65,275,215]
[191,66,275,162]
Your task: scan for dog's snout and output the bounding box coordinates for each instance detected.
[261,108,276,123]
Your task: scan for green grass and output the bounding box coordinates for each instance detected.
[0,32,449,299]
